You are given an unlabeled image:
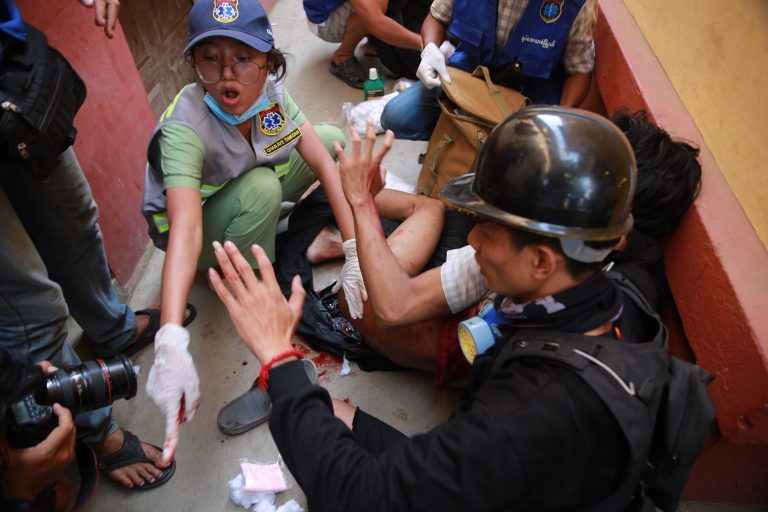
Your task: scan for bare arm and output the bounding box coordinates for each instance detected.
[421,12,447,48]
[296,123,355,241]
[559,72,591,107]
[351,0,422,50]
[161,188,203,326]
[335,128,451,328]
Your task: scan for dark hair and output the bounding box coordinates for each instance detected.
[505,226,619,279]
[611,109,702,238]
[266,47,288,82]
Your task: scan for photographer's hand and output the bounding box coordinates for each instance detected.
[146,325,201,466]
[1,404,75,501]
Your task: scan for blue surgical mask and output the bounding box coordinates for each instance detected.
[204,92,271,125]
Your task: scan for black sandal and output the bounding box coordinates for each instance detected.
[122,303,197,357]
[217,359,318,436]
[97,430,175,491]
[330,57,365,89]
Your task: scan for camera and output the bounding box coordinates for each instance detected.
[5,354,138,448]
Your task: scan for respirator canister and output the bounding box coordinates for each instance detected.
[458,302,508,363]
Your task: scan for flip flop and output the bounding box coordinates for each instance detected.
[329,57,365,89]
[122,303,197,357]
[217,359,318,436]
[97,430,175,491]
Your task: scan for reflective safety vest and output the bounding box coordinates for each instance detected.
[141,77,302,249]
[448,0,584,104]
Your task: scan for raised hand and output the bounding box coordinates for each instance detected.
[208,241,305,364]
[333,120,394,209]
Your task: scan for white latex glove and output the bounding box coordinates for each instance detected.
[439,40,456,59]
[332,239,368,320]
[416,42,451,89]
[146,324,200,466]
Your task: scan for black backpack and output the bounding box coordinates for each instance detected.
[0,23,86,173]
[503,272,715,512]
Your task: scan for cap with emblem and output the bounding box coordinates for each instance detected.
[185,0,275,54]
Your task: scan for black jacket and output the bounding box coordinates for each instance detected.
[267,279,665,512]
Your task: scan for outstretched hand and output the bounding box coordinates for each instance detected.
[208,241,305,364]
[333,120,394,210]
[78,0,120,38]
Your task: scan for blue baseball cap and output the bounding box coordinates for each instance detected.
[185,0,275,54]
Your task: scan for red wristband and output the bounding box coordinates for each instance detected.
[258,349,304,391]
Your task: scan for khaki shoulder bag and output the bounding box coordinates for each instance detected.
[417,66,528,197]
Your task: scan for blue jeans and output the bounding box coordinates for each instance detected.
[380,82,443,141]
[0,147,134,443]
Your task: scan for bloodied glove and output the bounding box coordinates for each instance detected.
[146,323,200,466]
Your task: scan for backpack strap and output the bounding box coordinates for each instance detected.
[498,330,667,511]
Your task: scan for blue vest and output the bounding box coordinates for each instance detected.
[303,0,347,24]
[447,0,584,104]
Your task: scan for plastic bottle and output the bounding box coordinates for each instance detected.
[363,68,385,100]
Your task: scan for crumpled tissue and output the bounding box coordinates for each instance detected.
[229,463,304,512]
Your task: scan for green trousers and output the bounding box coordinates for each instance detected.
[198,124,344,269]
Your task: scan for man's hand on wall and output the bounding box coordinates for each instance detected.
[78,0,120,39]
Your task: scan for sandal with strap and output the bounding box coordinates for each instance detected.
[97,430,175,491]
[217,359,318,436]
[329,57,365,89]
[121,303,197,357]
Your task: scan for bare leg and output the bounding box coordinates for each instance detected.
[307,225,344,264]
[332,12,366,66]
[308,189,444,268]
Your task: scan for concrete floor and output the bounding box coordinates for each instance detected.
[85,0,765,510]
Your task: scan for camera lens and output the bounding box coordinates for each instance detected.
[36,354,138,413]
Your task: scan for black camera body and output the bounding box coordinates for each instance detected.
[6,354,138,448]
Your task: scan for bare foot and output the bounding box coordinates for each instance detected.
[92,428,165,489]
[307,226,344,264]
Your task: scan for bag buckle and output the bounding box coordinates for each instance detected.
[2,100,21,113]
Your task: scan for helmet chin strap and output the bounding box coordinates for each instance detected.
[559,238,613,263]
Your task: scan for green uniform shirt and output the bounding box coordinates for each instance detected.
[152,90,307,190]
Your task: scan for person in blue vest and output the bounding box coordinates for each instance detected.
[303,0,431,87]
[140,0,365,466]
[381,0,598,140]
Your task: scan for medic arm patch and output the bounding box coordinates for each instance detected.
[263,127,302,156]
[258,102,287,136]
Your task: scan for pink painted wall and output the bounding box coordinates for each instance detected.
[17,1,156,284]
[595,0,768,503]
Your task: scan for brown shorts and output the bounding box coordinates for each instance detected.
[306,2,354,43]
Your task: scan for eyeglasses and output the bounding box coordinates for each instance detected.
[194,59,267,85]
